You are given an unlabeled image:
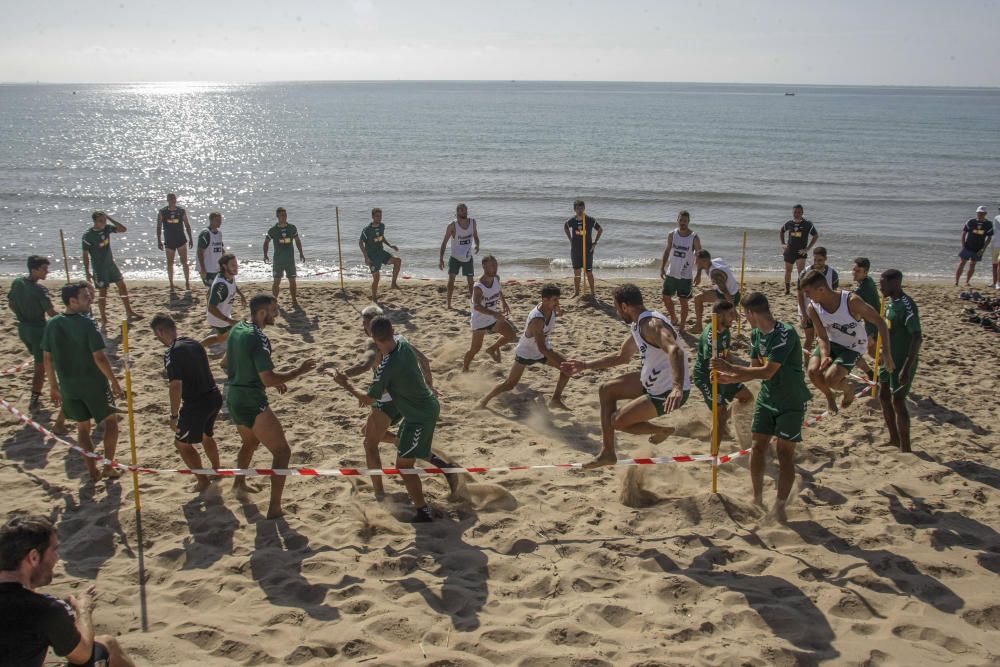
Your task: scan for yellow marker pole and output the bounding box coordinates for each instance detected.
[872,297,886,398]
[736,230,747,336]
[121,320,149,632]
[335,206,345,292]
[59,229,71,281]
[711,313,720,494]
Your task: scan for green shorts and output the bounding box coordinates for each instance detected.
[369,248,392,274]
[694,375,746,409]
[213,325,232,336]
[448,256,474,277]
[202,272,217,288]
[61,383,116,424]
[226,387,269,429]
[397,417,438,460]
[93,264,123,289]
[271,258,296,279]
[812,342,861,371]
[17,323,45,364]
[647,389,690,416]
[878,358,918,400]
[714,289,741,307]
[751,403,806,443]
[864,322,878,339]
[662,276,693,299]
[373,400,402,426]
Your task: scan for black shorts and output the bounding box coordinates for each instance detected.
[571,246,596,271]
[176,390,223,445]
[68,640,109,667]
[164,236,187,250]
[783,248,808,264]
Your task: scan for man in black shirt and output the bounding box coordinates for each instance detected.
[955,206,994,286]
[151,314,223,492]
[563,199,603,298]
[0,514,134,667]
[779,204,819,294]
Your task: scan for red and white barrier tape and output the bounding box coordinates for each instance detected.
[0,396,748,478]
[1,359,34,377]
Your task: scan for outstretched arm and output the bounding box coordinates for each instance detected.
[849,294,894,372]
[562,333,636,376]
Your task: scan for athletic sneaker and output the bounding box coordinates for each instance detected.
[411,506,435,523]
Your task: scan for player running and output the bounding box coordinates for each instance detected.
[263,207,305,309]
[439,203,480,309]
[463,256,516,371]
[359,208,402,303]
[200,254,246,367]
[196,212,227,288]
[877,269,922,453]
[82,211,142,328]
[692,301,753,441]
[692,250,741,329]
[156,193,194,292]
[658,210,701,333]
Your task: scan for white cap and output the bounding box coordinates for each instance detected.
[976,206,988,213]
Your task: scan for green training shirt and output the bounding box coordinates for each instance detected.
[693,322,732,383]
[266,224,298,263]
[366,337,439,422]
[360,223,387,258]
[885,293,921,369]
[8,277,53,326]
[750,321,811,411]
[81,225,118,275]
[853,276,880,313]
[40,313,107,396]
[226,321,275,393]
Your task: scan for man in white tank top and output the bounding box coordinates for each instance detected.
[478,283,571,410]
[438,203,480,309]
[463,255,516,371]
[196,212,227,288]
[801,270,892,415]
[562,284,692,467]
[658,210,702,333]
[692,249,742,331]
[199,253,246,368]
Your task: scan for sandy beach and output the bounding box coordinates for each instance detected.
[1,277,998,665]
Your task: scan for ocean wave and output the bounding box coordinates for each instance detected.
[549,256,659,269]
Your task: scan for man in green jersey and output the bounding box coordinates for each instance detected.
[263,207,306,310]
[41,282,123,482]
[196,212,226,288]
[712,292,811,522]
[692,301,753,442]
[359,208,402,303]
[850,257,882,375]
[7,256,64,432]
[333,317,441,523]
[877,269,922,453]
[227,295,316,519]
[82,211,142,328]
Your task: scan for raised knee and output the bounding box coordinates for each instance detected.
[598,381,614,399]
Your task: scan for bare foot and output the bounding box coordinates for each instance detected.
[488,347,501,363]
[899,444,913,454]
[884,439,901,448]
[648,427,675,444]
[475,399,489,410]
[232,481,261,497]
[840,387,856,410]
[102,465,121,480]
[194,478,210,493]
[753,496,767,511]
[548,397,569,411]
[583,452,618,469]
[291,300,301,310]
[265,506,284,519]
[773,503,789,524]
[52,422,69,436]
[87,464,103,482]
[390,283,400,290]
[824,395,838,415]
[127,312,144,321]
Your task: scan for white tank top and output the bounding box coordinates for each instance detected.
[514,305,555,360]
[710,258,739,295]
[630,310,692,395]
[470,277,502,330]
[666,229,698,279]
[450,218,476,262]
[814,291,868,354]
[206,275,237,328]
[198,228,226,273]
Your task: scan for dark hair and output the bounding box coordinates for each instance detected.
[881,268,903,283]
[793,204,804,211]
[481,254,497,268]
[713,300,735,314]
[371,207,382,216]
[540,283,561,299]
[854,257,871,271]
[612,283,644,307]
[370,316,394,342]
[573,199,585,209]
[61,281,90,305]
[209,212,221,223]
[218,253,237,273]
[275,207,286,215]
[249,294,276,317]
[800,270,830,290]
[456,202,467,211]
[695,249,712,262]
[0,514,55,571]
[150,314,176,333]
[813,246,827,258]
[167,192,177,199]
[742,291,771,315]
[677,210,690,222]
[27,255,50,272]
[91,211,103,222]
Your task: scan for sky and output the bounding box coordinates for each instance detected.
[3,0,999,86]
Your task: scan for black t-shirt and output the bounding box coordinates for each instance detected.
[164,337,219,401]
[159,206,187,245]
[782,219,817,252]
[565,216,602,253]
[962,218,994,252]
[0,582,81,666]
